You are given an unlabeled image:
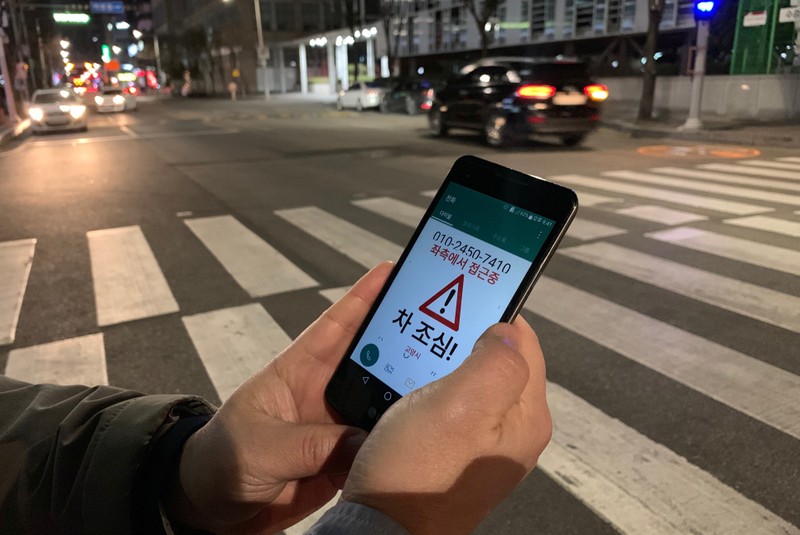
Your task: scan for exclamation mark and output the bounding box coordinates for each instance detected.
[440,289,455,314]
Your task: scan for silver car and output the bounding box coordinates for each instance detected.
[336,81,387,111]
[94,88,137,112]
[28,89,89,134]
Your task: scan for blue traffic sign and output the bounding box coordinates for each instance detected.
[90,1,125,15]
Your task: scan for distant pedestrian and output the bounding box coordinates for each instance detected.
[228,80,238,101]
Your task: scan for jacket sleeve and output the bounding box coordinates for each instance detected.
[0,374,215,535]
[305,502,410,535]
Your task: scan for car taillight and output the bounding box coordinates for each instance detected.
[584,84,609,101]
[516,84,556,99]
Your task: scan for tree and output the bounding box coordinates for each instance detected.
[380,0,409,76]
[465,0,501,57]
[637,0,665,120]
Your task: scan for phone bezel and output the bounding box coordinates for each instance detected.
[325,155,578,430]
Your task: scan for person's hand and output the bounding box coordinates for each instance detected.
[342,316,552,535]
[165,262,394,535]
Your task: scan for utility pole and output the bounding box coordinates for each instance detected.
[253,0,269,99]
[0,28,20,121]
[681,0,718,131]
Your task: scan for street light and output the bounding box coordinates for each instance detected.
[681,0,720,131]
[60,39,70,49]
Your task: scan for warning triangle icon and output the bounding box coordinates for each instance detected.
[419,274,464,331]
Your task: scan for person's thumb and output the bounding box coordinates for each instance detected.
[266,422,368,481]
[421,322,531,423]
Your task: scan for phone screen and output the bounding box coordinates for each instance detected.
[346,181,556,396]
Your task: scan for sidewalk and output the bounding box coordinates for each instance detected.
[600,100,800,148]
[0,117,30,148]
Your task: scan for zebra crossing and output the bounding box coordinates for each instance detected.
[1,156,799,533]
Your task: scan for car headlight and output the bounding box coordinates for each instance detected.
[95,96,104,105]
[29,107,44,121]
[112,95,125,104]
[69,105,86,119]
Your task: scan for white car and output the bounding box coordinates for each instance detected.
[94,88,137,112]
[336,81,388,111]
[28,89,88,134]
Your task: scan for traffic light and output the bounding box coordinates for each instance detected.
[694,0,718,21]
[101,44,111,63]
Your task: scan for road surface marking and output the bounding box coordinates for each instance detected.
[566,219,627,240]
[615,205,707,225]
[779,157,800,163]
[5,333,107,386]
[650,167,800,193]
[183,303,291,401]
[353,197,425,226]
[551,174,769,216]
[737,160,800,172]
[576,191,624,206]
[119,125,139,138]
[725,216,800,239]
[0,239,36,346]
[420,190,436,198]
[604,170,800,207]
[185,215,317,297]
[87,226,179,327]
[319,286,350,303]
[528,277,800,439]
[699,163,800,181]
[27,128,240,147]
[275,207,403,269]
[541,381,800,535]
[560,242,800,334]
[647,227,800,277]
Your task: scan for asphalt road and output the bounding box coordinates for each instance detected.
[1,95,798,534]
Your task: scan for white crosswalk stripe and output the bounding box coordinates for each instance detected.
[725,215,800,238]
[5,333,107,386]
[0,239,36,346]
[649,166,800,192]
[87,226,180,327]
[182,303,292,401]
[560,242,800,334]
[552,174,771,215]
[647,227,800,277]
[604,169,800,206]
[185,215,318,297]
[3,157,799,533]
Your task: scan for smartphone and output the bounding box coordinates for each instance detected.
[325,155,578,430]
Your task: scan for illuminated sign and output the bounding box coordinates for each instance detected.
[90,1,125,14]
[694,0,718,20]
[53,13,91,24]
[101,44,112,63]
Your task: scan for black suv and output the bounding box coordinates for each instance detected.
[428,57,608,147]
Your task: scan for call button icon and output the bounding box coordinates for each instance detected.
[360,344,380,367]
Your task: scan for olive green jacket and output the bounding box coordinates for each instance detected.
[0,375,214,534]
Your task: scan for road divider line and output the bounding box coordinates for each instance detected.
[5,333,107,386]
[0,239,36,346]
[647,227,800,277]
[185,215,317,297]
[650,167,800,193]
[275,207,403,269]
[119,125,139,138]
[725,216,800,239]
[541,381,800,534]
[615,205,707,225]
[551,174,770,216]
[559,242,800,334]
[699,163,800,181]
[527,277,800,439]
[87,225,179,327]
[182,303,291,401]
[737,160,800,172]
[604,170,800,207]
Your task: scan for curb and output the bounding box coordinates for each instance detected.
[601,119,800,149]
[0,119,31,147]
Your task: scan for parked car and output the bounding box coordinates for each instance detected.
[94,88,137,112]
[380,79,437,115]
[336,81,388,111]
[428,57,609,147]
[28,89,88,134]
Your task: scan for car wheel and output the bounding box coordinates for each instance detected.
[336,98,344,111]
[405,97,417,116]
[356,99,363,112]
[562,134,585,147]
[379,99,389,113]
[485,113,509,148]
[429,107,448,137]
